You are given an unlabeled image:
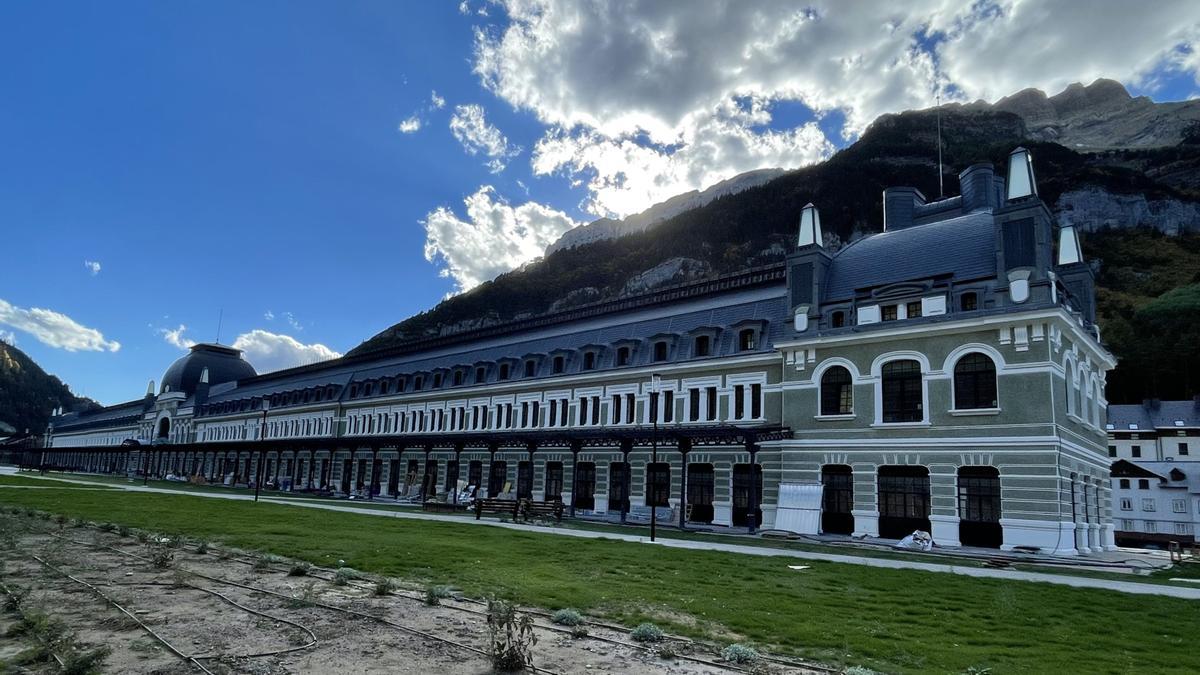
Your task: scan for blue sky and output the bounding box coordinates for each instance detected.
[2,1,1198,406]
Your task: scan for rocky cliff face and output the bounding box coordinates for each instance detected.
[1057,188,1200,236]
[989,79,1200,150]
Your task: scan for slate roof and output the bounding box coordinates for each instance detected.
[823,211,997,301]
[53,399,146,432]
[1119,460,1200,493]
[1107,401,1200,431]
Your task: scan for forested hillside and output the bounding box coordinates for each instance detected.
[0,342,99,436]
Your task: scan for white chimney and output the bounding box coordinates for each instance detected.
[1057,226,1083,265]
[797,203,822,247]
[1006,147,1037,201]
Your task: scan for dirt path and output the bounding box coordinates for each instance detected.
[0,519,826,674]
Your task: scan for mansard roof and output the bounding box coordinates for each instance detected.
[52,398,146,432]
[824,211,996,301]
[1107,400,1200,431]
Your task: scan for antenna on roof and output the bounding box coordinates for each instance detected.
[215,308,224,345]
[936,90,944,199]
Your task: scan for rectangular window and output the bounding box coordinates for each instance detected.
[734,384,745,419]
[706,386,717,421]
[1108,446,1117,458]
[548,400,557,427]
[906,301,922,318]
[544,461,563,502]
[498,363,510,380]
[1121,519,1135,531]
[625,393,635,424]
[583,352,596,370]
[664,390,674,423]
[1173,499,1187,513]
[689,388,700,421]
[646,462,670,507]
[560,398,569,427]
[579,397,589,426]
[1176,523,1193,535]
[488,461,508,498]
[591,396,600,425]
[881,305,898,321]
[574,462,596,510]
[553,355,564,374]
[1119,497,1132,511]
[1145,520,1157,534]
[1119,478,1130,489]
[1180,442,1189,456]
[1139,479,1150,490]
[1142,498,1156,512]
[612,394,622,424]
[1132,445,1142,458]
[751,383,762,419]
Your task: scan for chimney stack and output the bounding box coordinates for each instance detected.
[959,163,996,212]
[883,187,925,231]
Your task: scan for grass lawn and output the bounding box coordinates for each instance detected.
[0,474,116,489]
[0,487,1195,674]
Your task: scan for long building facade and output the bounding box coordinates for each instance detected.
[44,147,1117,553]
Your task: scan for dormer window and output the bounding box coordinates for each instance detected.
[738,329,757,351]
[499,363,510,380]
[396,378,406,392]
[552,355,565,374]
[694,335,711,357]
[453,370,464,386]
[379,380,390,395]
[524,360,536,377]
[616,346,631,366]
[348,385,358,399]
[475,367,486,383]
[961,292,978,312]
[414,375,424,390]
[653,341,668,362]
[831,311,846,328]
[433,373,443,388]
[583,351,596,370]
[881,305,898,322]
[906,301,922,319]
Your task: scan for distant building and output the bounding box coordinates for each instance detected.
[44,147,1116,554]
[1106,399,1200,461]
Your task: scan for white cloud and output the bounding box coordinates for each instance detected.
[449,104,521,172]
[159,324,197,350]
[83,260,101,276]
[283,312,303,331]
[422,186,580,292]
[263,310,275,321]
[0,298,120,352]
[231,329,341,373]
[431,90,446,109]
[398,115,422,134]
[0,330,15,346]
[473,0,1200,217]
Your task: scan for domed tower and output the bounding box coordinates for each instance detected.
[160,343,257,396]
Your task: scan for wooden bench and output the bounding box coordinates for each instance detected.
[520,499,564,523]
[475,498,521,520]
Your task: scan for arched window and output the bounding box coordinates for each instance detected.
[694,335,711,357]
[653,341,668,362]
[738,329,757,351]
[820,366,853,416]
[881,360,923,423]
[953,353,998,410]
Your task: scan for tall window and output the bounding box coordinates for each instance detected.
[552,355,565,374]
[881,360,922,423]
[453,370,463,386]
[433,373,443,388]
[616,346,631,366]
[953,353,998,410]
[653,341,668,362]
[820,366,853,415]
[475,367,486,383]
[583,351,596,370]
[545,462,563,502]
[694,335,711,357]
[498,363,510,380]
[646,463,671,507]
[524,360,536,377]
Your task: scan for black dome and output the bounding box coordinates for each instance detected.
[161,343,256,395]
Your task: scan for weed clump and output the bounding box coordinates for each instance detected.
[194,540,209,555]
[287,561,311,577]
[287,582,319,609]
[630,623,664,643]
[373,578,398,596]
[146,543,174,569]
[486,597,537,672]
[551,608,584,627]
[721,643,759,664]
[332,568,358,586]
[423,584,453,606]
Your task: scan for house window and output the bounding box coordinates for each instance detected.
[1176,523,1192,535]
[706,386,717,421]
[664,390,675,423]
[612,394,622,424]
[378,381,389,395]
[751,383,761,419]
[1119,479,1130,489]
[820,366,853,416]
[906,301,922,319]
[689,388,700,421]
[653,341,668,362]
[433,373,443,388]
[498,363,510,380]
[961,292,978,311]
[1180,442,1189,456]
[573,462,595,510]
[545,462,564,502]
[694,335,711,357]
[831,311,846,328]
[1132,445,1142,458]
[524,360,536,377]
[881,305,898,321]
[1108,446,1117,457]
[414,376,424,390]
[1119,497,1132,511]
[349,385,358,398]
[738,329,757,351]
[1139,479,1149,490]
[1145,521,1157,534]
[881,360,923,423]
[616,346,631,366]
[953,353,998,410]
[646,463,670,507]
[1121,519,1135,530]
[583,352,596,370]
[1173,499,1187,513]
[553,355,565,374]
[453,370,463,386]
[1143,498,1156,512]
[475,367,486,383]
[734,384,745,419]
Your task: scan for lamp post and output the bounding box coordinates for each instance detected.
[650,373,661,543]
[255,400,270,502]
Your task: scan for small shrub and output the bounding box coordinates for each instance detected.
[570,626,589,639]
[486,597,537,672]
[287,561,311,577]
[54,514,68,527]
[252,556,271,572]
[332,567,358,586]
[287,582,319,609]
[61,644,111,675]
[117,524,131,537]
[423,584,452,606]
[551,608,584,627]
[134,529,151,543]
[630,623,664,643]
[373,578,398,596]
[3,584,30,612]
[722,644,759,664]
[657,644,677,659]
[147,544,174,570]
[194,541,209,555]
